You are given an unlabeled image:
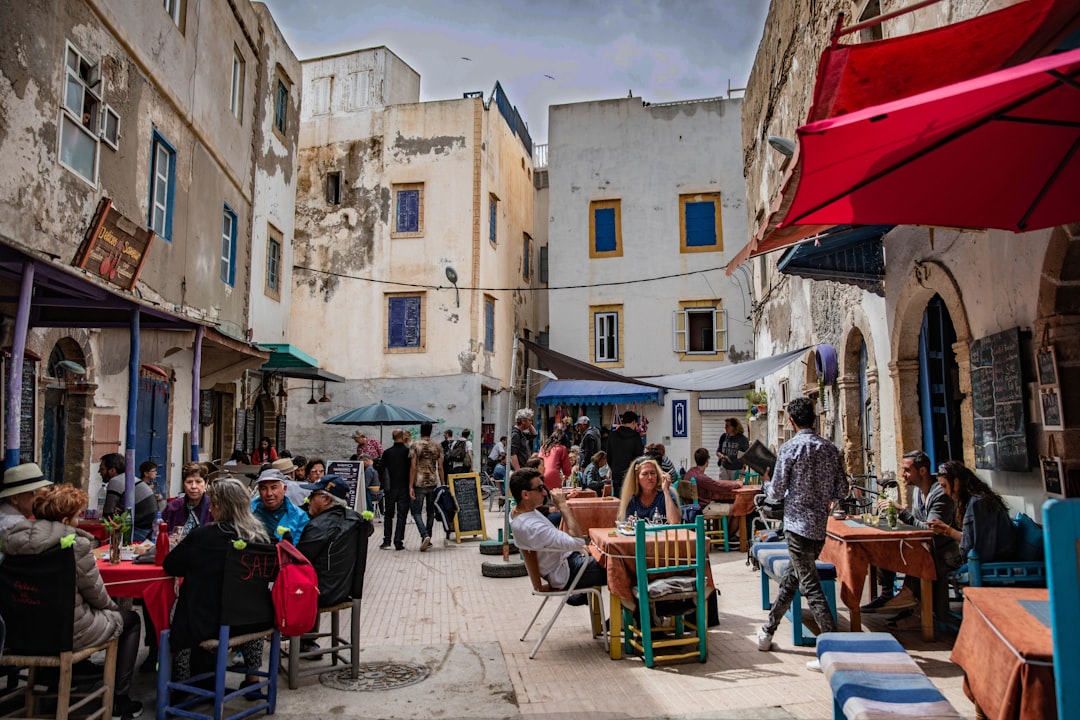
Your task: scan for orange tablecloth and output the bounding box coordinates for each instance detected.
[97,551,176,636]
[562,497,620,537]
[820,516,936,640]
[951,588,1056,720]
[711,484,762,551]
[588,528,714,612]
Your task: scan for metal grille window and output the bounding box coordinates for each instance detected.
[594,312,619,362]
[393,185,423,235]
[387,294,425,351]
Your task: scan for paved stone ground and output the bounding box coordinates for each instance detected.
[128,508,978,719]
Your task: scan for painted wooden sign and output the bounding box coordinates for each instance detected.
[73,197,154,291]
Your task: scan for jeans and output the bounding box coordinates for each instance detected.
[561,552,608,590]
[132,526,151,543]
[763,530,836,636]
[410,486,436,539]
[383,492,411,548]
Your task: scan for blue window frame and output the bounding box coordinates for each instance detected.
[484,296,495,352]
[387,294,422,349]
[680,193,722,252]
[220,204,237,286]
[148,130,176,241]
[589,199,621,257]
[489,195,498,244]
[395,187,421,234]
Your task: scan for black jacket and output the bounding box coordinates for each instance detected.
[297,506,370,607]
[607,425,644,487]
[578,426,601,469]
[381,442,412,498]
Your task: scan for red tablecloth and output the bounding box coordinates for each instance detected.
[78,521,110,545]
[951,587,1056,720]
[97,551,176,636]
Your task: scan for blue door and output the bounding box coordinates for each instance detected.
[918,296,962,470]
[135,377,170,497]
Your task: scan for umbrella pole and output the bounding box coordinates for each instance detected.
[503,336,520,562]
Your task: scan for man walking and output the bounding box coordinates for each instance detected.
[509,409,537,471]
[575,416,601,471]
[380,429,412,550]
[757,397,848,670]
[606,411,644,498]
[409,422,444,552]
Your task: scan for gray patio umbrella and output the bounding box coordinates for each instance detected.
[322,401,440,445]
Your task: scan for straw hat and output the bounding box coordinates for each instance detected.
[0,463,52,499]
[271,457,297,476]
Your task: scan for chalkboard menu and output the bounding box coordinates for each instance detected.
[234,409,247,452]
[449,473,487,542]
[200,390,214,426]
[970,327,1029,472]
[3,356,37,463]
[244,409,256,453]
[327,460,364,512]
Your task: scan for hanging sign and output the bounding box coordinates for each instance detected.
[73,197,154,292]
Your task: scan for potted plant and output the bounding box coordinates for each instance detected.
[745,389,768,418]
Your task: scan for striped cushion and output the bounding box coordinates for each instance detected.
[817,633,962,719]
[752,542,837,581]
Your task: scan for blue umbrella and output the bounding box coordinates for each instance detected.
[322,401,438,426]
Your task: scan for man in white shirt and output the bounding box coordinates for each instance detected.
[508,468,606,601]
[487,436,506,474]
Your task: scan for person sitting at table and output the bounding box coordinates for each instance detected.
[250,468,309,542]
[250,436,278,465]
[524,455,561,526]
[928,460,1016,567]
[101,452,157,543]
[508,468,607,605]
[581,451,610,495]
[163,478,271,693]
[617,456,681,526]
[139,460,166,513]
[297,476,372,610]
[0,462,53,538]
[644,443,677,476]
[4,484,143,720]
[686,448,742,510]
[862,450,957,617]
[163,462,212,536]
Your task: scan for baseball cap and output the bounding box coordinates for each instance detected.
[0,463,52,499]
[301,474,350,501]
[575,416,590,426]
[255,469,289,485]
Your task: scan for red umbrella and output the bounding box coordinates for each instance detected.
[778,46,1080,234]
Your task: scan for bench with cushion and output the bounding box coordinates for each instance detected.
[816,632,962,719]
[752,541,837,646]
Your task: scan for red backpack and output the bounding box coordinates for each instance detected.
[272,540,320,636]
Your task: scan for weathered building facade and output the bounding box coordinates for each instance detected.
[740,0,1079,511]
[0,0,300,497]
[545,96,754,466]
[289,48,542,458]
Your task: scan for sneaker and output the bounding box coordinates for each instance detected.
[756,626,774,652]
[394,544,405,551]
[566,593,589,607]
[378,542,391,550]
[879,589,918,612]
[112,695,144,720]
[300,639,320,652]
[420,537,432,552]
[806,659,822,672]
[860,593,895,614]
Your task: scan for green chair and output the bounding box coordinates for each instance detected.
[1044,498,1080,718]
[621,515,708,667]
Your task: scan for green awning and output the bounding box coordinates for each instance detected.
[258,344,344,382]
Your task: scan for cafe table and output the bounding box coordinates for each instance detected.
[96,548,176,638]
[561,496,620,537]
[710,484,762,552]
[819,515,937,641]
[588,526,714,660]
[951,587,1056,720]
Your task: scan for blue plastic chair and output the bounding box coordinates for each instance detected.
[157,542,281,720]
[1043,498,1080,719]
[621,515,708,667]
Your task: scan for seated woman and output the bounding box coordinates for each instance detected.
[581,451,609,494]
[4,485,143,720]
[617,456,681,525]
[162,462,212,536]
[163,478,270,691]
[928,460,1017,566]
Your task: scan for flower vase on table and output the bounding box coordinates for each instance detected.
[108,533,122,564]
[103,510,132,564]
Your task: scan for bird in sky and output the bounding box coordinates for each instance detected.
[544,74,555,80]
[461,56,472,61]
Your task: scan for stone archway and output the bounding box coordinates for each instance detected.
[889,261,973,469]
[839,327,878,476]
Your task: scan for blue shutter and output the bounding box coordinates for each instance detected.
[388,296,421,348]
[594,207,616,252]
[397,190,419,232]
[484,298,495,351]
[685,201,716,247]
[489,198,497,243]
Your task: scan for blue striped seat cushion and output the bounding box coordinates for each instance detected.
[752,542,837,581]
[817,633,962,719]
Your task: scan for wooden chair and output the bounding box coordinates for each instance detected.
[1043,498,1080,718]
[519,549,606,659]
[0,546,118,720]
[157,543,281,720]
[621,515,708,668]
[281,521,371,689]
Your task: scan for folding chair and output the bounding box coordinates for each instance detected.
[281,520,371,689]
[0,546,119,720]
[519,549,606,659]
[1044,498,1080,718]
[157,542,281,720]
[621,515,708,668]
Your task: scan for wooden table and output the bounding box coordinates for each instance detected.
[588,527,714,660]
[820,516,937,641]
[562,496,620,537]
[951,587,1056,720]
[712,484,762,552]
[97,550,176,637]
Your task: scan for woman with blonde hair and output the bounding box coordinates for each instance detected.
[617,455,681,525]
[164,478,270,690]
[716,416,750,481]
[4,483,144,720]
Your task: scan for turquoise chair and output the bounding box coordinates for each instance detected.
[621,515,708,667]
[1043,498,1080,718]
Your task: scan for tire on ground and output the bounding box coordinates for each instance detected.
[481,559,528,578]
[479,539,515,555]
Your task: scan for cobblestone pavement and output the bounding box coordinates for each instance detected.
[132,508,977,719]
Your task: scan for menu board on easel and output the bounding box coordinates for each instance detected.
[970,327,1030,472]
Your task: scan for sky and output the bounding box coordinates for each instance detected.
[260,0,769,144]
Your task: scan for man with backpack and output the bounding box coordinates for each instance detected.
[447,429,473,475]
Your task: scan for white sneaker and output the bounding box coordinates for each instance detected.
[420,537,432,552]
[806,659,822,672]
[756,626,773,652]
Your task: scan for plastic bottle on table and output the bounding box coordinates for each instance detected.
[150,511,162,542]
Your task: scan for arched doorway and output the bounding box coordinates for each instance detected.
[43,338,89,486]
[918,295,963,470]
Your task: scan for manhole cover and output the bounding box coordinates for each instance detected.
[319,662,432,692]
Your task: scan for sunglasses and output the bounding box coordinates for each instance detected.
[527,484,548,493]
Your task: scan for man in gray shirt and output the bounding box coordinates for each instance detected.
[101,453,157,543]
